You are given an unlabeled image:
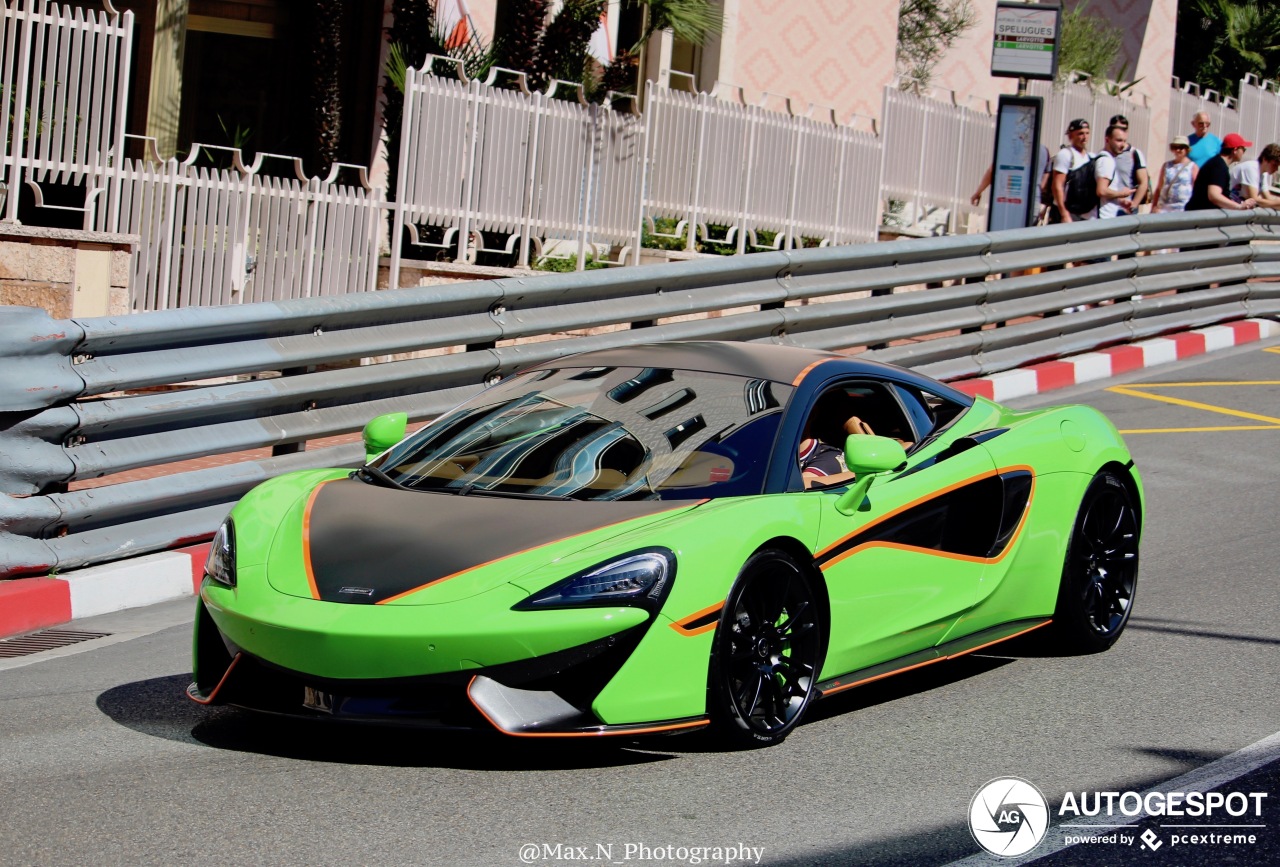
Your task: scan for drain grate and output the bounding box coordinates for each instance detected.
[0,629,112,659]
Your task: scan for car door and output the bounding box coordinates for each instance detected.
[804,380,1000,679]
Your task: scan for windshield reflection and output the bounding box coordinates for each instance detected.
[370,366,791,500]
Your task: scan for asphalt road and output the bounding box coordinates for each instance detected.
[2,340,1277,867]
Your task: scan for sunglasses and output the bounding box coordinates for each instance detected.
[1171,145,1188,151]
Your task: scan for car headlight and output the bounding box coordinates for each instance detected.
[205,519,236,587]
[515,548,675,612]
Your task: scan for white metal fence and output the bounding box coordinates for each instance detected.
[1029,76,1151,156]
[90,150,385,309]
[1167,78,1240,144]
[880,85,993,234]
[0,0,132,220]
[643,85,882,252]
[11,1,1280,312]
[1235,74,1280,151]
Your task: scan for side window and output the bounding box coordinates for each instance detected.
[892,383,967,441]
[802,380,915,453]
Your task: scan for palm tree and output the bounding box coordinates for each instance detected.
[1175,0,1280,97]
[303,0,347,176]
[532,0,605,90]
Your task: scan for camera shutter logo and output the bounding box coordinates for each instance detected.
[968,777,1050,857]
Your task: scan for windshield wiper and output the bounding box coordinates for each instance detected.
[463,487,570,501]
[354,465,409,490]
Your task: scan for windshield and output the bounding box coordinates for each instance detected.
[370,366,792,500]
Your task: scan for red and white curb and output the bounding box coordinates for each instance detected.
[1,317,1277,641]
[0,544,208,639]
[952,318,1280,402]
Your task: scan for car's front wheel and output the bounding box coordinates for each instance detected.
[708,548,824,748]
[1052,470,1140,653]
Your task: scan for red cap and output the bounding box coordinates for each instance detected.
[1222,133,1253,149]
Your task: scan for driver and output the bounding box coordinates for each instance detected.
[800,415,877,488]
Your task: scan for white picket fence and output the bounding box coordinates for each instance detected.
[0,0,132,220]
[1167,78,1241,144]
[91,147,385,309]
[1028,76,1151,155]
[642,85,883,252]
[881,85,993,234]
[10,1,1280,312]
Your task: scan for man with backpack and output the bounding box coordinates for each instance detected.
[1050,118,1098,222]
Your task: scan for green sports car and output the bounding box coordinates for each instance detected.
[189,341,1142,747]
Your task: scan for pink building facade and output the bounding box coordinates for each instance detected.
[454,1,1177,162]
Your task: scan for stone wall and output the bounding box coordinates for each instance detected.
[0,226,137,319]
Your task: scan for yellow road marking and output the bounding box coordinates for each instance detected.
[1106,385,1280,425]
[1112,381,1280,387]
[1119,425,1280,434]
[1265,346,1280,355]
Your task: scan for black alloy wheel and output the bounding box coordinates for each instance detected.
[709,549,824,747]
[1053,470,1140,654]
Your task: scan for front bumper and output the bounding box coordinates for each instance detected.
[190,592,707,737]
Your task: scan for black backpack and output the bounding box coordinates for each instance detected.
[1061,148,1099,216]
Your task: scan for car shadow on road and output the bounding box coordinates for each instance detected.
[96,673,679,770]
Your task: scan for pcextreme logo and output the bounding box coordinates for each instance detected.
[968,777,1051,857]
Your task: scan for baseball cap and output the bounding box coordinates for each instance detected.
[1171,135,1190,147]
[1222,133,1253,149]
[1067,118,1090,132]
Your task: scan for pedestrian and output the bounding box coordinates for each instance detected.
[1187,112,1222,167]
[1107,115,1149,210]
[1094,125,1138,218]
[1187,132,1256,211]
[1228,140,1280,205]
[1151,136,1198,212]
[1247,143,1280,207]
[970,143,1052,224]
[1050,118,1096,223]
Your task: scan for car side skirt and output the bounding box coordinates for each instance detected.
[467,676,709,738]
[816,618,1051,697]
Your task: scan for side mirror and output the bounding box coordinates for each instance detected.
[844,434,907,475]
[835,435,906,516]
[362,412,408,463]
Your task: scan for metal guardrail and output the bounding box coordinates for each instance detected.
[2,209,1280,578]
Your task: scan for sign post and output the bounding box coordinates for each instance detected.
[991,1,1061,82]
[985,2,1060,231]
[988,96,1045,231]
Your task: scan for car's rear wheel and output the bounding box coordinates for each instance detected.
[1052,470,1140,654]
[709,549,824,748]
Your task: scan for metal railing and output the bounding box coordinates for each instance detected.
[3,208,1279,579]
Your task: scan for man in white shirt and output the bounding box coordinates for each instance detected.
[1251,143,1280,207]
[1094,125,1137,218]
[1051,118,1095,222]
[1108,114,1148,209]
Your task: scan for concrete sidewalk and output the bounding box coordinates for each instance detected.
[2,317,1277,641]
